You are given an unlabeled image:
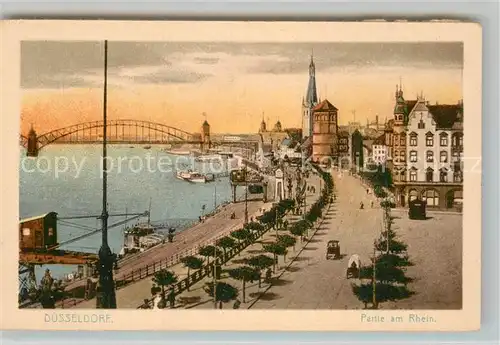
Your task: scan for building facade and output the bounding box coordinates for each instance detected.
[371,134,390,166]
[337,130,350,168]
[302,55,319,139]
[351,129,364,170]
[311,99,339,163]
[386,84,464,210]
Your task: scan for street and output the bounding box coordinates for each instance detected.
[250,170,382,309]
[250,170,463,310]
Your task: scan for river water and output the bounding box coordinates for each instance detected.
[19,144,241,280]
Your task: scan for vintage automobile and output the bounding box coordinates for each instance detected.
[408,198,427,220]
[326,240,341,260]
[346,254,361,279]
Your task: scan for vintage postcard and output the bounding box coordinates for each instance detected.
[0,20,481,331]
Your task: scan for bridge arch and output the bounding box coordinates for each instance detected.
[28,119,198,148]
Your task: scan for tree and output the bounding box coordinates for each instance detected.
[263,243,287,272]
[198,245,222,277]
[180,256,204,291]
[203,281,239,309]
[352,209,413,309]
[227,266,260,302]
[245,254,275,287]
[152,269,178,309]
[290,219,310,242]
[216,236,236,262]
[230,228,253,245]
[277,234,297,256]
[245,221,264,233]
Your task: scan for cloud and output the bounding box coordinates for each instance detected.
[245,42,464,75]
[129,70,211,84]
[193,57,220,65]
[21,41,463,89]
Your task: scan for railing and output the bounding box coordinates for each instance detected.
[137,226,271,309]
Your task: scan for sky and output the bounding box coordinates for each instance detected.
[21,41,463,135]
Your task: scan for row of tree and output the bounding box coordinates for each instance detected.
[149,166,334,309]
[148,199,296,308]
[351,204,414,309]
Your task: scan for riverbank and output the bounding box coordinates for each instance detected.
[68,197,273,308]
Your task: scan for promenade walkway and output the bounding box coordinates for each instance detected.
[162,171,324,310]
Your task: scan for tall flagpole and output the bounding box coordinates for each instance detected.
[96,40,117,309]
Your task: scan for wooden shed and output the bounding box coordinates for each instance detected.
[19,212,58,251]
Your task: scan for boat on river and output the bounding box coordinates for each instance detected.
[195,154,224,163]
[164,149,192,156]
[119,223,166,256]
[176,170,207,183]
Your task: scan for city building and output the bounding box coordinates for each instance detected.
[258,116,289,152]
[302,54,319,140]
[371,134,390,166]
[351,129,364,170]
[311,99,339,163]
[277,138,302,161]
[337,130,350,168]
[386,83,464,210]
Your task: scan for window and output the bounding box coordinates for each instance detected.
[409,189,418,201]
[458,135,463,146]
[440,169,448,182]
[400,170,406,182]
[410,169,417,181]
[454,171,463,182]
[410,151,417,162]
[426,133,434,146]
[400,151,406,162]
[426,168,434,182]
[422,189,439,206]
[440,151,448,163]
[394,150,399,162]
[410,134,417,146]
[394,135,399,147]
[440,133,448,146]
[418,120,425,129]
[426,151,434,163]
[400,135,406,146]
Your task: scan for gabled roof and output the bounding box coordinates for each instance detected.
[427,104,462,129]
[406,100,418,113]
[312,99,338,112]
[373,134,386,145]
[281,138,292,147]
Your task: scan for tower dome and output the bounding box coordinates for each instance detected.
[273,120,282,132]
[259,116,267,133]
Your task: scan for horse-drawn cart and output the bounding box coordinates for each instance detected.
[346,254,361,279]
[326,240,341,260]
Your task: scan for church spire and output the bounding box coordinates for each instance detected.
[305,52,318,106]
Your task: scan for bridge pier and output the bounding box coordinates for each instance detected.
[232,184,237,203]
[26,126,39,157]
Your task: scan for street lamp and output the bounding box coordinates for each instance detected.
[213,242,218,309]
[96,40,117,309]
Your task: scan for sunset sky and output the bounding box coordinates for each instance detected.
[21,41,463,135]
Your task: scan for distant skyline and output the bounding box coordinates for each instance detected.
[21,41,463,135]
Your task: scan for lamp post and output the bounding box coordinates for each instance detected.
[244,144,249,225]
[213,241,218,309]
[96,40,117,309]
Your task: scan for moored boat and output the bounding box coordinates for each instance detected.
[164,149,192,156]
[176,170,207,183]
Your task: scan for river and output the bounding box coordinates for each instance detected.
[19,144,242,280]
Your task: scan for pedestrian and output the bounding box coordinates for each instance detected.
[142,299,152,309]
[233,299,241,309]
[371,201,374,208]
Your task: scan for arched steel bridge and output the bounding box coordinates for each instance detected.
[20,119,201,149]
